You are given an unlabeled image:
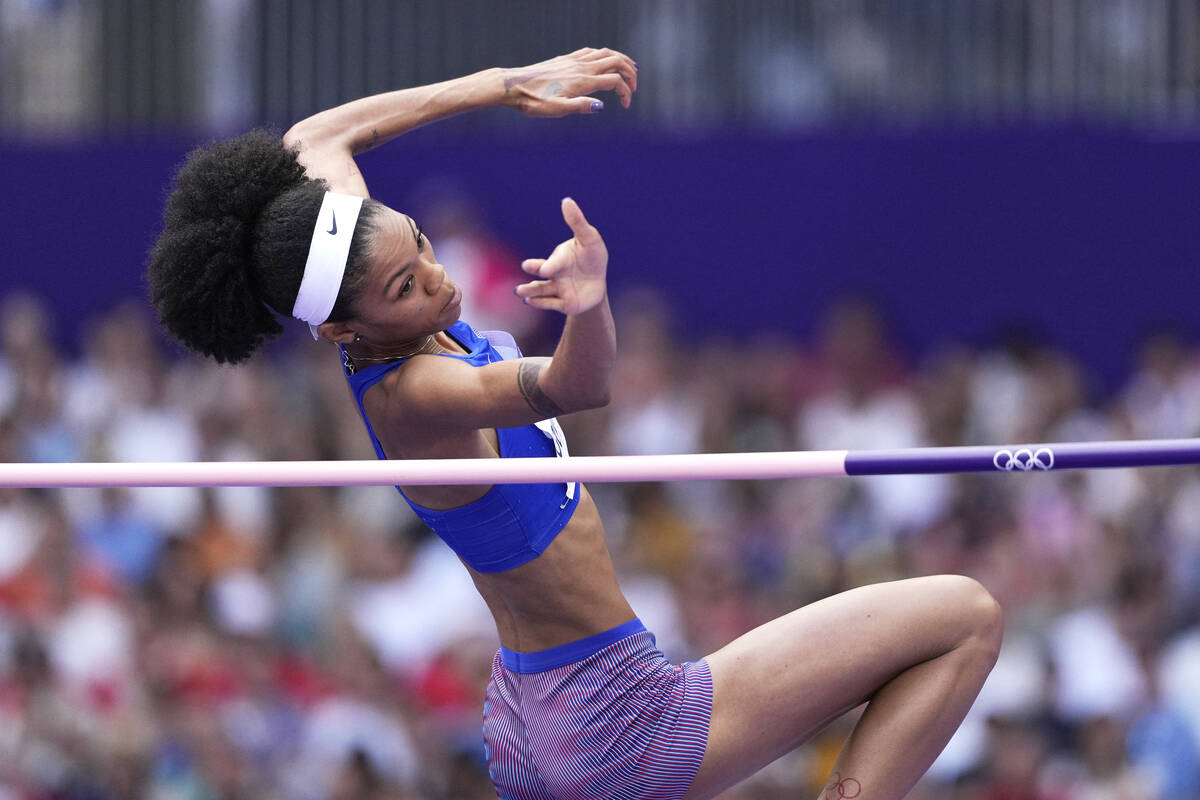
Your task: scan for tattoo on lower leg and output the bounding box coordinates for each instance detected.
[517,360,564,418]
[824,773,861,800]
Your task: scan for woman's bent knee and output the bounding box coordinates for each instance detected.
[921,574,1004,660]
[956,576,1004,664]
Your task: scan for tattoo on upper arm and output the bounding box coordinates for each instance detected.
[504,71,544,93]
[350,128,381,157]
[517,360,565,418]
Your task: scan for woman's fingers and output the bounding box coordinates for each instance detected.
[514,279,556,299]
[560,198,597,242]
[588,54,637,93]
[523,237,575,280]
[512,47,636,117]
[515,199,604,306]
[515,277,569,312]
[546,95,605,117]
[523,295,566,313]
[539,71,630,114]
[584,73,632,108]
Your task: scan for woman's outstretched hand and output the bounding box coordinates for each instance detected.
[516,198,608,315]
[502,47,637,117]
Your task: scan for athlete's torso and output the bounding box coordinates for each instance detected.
[343,321,634,651]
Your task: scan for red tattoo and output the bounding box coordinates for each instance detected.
[825,773,862,800]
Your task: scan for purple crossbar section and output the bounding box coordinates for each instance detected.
[845,438,1200,476]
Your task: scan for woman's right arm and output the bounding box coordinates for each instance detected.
[383,198,616,435]
[283,48,637,197]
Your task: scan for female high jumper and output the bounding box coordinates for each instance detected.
[148,47,1002,800]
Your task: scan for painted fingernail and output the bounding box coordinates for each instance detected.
[590,100,604,113]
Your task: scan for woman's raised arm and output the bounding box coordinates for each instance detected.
[352,197,616,440]
[283,47,637,195]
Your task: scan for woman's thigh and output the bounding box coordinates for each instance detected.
[684,575,998,800]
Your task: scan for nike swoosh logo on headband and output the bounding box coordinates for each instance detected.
[327,210,337,236]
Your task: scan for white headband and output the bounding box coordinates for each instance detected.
[292,191,364,339]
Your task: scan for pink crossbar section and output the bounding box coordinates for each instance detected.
[0,451,851,489]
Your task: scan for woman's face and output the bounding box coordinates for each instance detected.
[345,205,462,345]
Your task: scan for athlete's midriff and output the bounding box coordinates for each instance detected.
[376,423,634,653]
[465,488,636,653]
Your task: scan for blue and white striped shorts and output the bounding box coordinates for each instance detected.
[482,618,713,800]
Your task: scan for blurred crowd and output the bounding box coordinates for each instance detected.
[1,281,1199,800]
[4,0,1193,139]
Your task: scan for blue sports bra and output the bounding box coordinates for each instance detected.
[342,321,580,573]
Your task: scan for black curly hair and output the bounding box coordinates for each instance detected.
[148,129,379,363]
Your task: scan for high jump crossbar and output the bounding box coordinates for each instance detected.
[0,439,1198,488]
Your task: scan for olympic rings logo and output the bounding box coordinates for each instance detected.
[992,447,1055,471]
[824,773,861,800]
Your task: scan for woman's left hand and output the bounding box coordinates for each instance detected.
[501,47,638,117]
[516,198,608,316]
